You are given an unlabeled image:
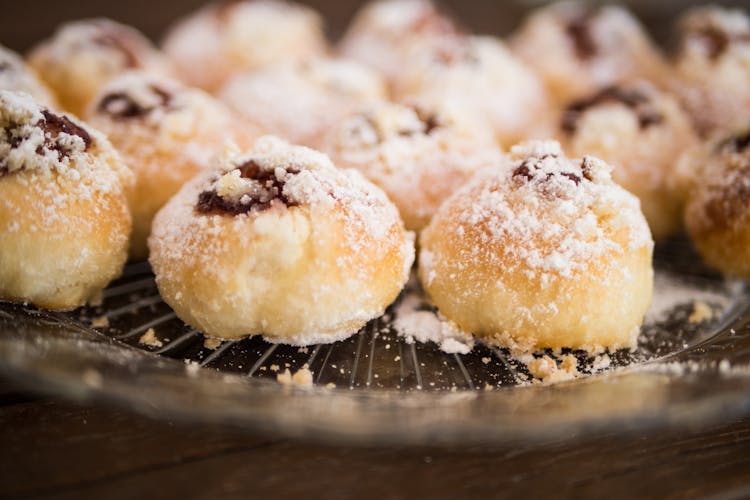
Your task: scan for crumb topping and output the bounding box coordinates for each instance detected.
[422,140,651,285]
[0,46,53,103]
[0,91,93,175]
[561,86,663,135]
[339,103,444,147]
[195,136,378,218]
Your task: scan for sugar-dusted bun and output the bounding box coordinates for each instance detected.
[392,35,549,147]
[685,127,750,278]
[28,19,171,117]
[0,45,58,108]
[162,0,328,92]
[558,81,699,240]
[219,58,386,148]
[419,141,654,352]
[338,0,459,82]
[0,91,133,310]
[671,6,750,138]
[149,136,414,343]
[87,71,260,259]
[323,100,502,230]
[510,2,668,105]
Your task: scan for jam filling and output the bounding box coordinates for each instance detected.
[513,154,583,185]
[565,10,598,60]
[97,85,174,119]
[196,160,301,215]
[1,109,92,174]
[561,86,663,135]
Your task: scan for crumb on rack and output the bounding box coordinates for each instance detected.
[91,316,109,328]
[526,354,580,383]
[139,328,163,348]
[688,301,714,323]
[203,337,222,350]
[277,364,314,387]
[270,364,280,372]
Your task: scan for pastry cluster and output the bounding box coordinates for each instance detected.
[1,1,748,352]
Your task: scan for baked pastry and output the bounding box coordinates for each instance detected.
[149,136,414,343]
[509,2,668,105]
[671,6,750,138]
[419,141,653,352]
[86,71,260,259]
[558,81,699,240]
[0,45,58,108]
[323,100,502,230]
[0,91,133,310]
[338,0,459,83]
[684,127,750,278]
[28,18,171,117]
[162,0,328,92]
[219,58,386,148]
[392,35,549,147]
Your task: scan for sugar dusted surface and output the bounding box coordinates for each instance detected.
[0,46,56,106]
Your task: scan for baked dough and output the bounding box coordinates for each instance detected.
[323,100,502,230]
[685,127,750,278]
[87,71,260,259]
[162,0,327,92]
[558,81,699,240]
[509,2,668,105]
[671,6,750,138]
[0,91,133,310]
[0,45,58,108]
[28,18,171,117]
[149,136,414,343]
[419,141,654,352]
[219,58,385,148]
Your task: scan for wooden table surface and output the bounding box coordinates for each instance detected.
[2,376,750,500]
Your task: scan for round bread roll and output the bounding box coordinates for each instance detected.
[685,127,750,278]
[671,6,750,138]
[0,91,133,310]
[509,2,668,105]
[87,71,260,259]
[28,19,171,117]
[419,141,654,352]
[219,58,386,148]
[558,81,699,240]
[0,45,58,108]
[323,100,502,231]
[338,0,459,83]
[149,136,414,344]
[162,0,328,92]
[392,35,549,147]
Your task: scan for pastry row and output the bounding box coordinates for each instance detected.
[1,0,750,353]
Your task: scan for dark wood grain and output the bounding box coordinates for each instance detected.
[2,376,750,500]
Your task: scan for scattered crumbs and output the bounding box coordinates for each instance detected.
[339,368,345,374]
[483,383,493,391]
[688,301,714,324]
[481,357,491,365]
[203,337,222,350]
[331,364,337,369]
[591,353,611,372]
[90,316,109,328]
[277,364,314,387]
[526,355,579,384]
[184,359,200,377]
[394,355,401,362]
[393,292,474,354]
[260,366,267,371]
[87,291,104,307]
[82,369,102,388]
[297,346,309,354]
[138,328,162,348]
[285,362,290,368]
[270,364,280,372]
[385,344,391,350]
[325,382,336,389]
[374,373,379,379]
